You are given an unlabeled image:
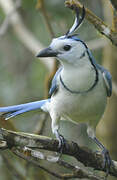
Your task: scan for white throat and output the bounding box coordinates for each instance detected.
[60,57,96,92]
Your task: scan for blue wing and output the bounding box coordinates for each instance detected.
[96,64,112,97]
[87,49,112,97]
[0,99,50,120]
[49,67,63,96]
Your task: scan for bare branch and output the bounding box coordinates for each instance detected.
[12,147,63,179]
[65,0,117,47]
[37,0,54,38]
[0,128,117,179]
[12,146,104,180]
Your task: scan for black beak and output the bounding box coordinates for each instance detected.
[36,47,58,58]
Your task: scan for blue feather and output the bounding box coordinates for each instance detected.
[0,99,50,120]
[87,49,112,97]
[49,67,63,96]
[96,64,112,97]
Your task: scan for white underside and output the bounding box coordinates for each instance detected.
[45,68,107,139]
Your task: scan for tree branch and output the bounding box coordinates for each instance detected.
[65,0,117,46]
[12,146,104,180]
[0,128,117,179]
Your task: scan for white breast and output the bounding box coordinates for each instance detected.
[50,69,107,129]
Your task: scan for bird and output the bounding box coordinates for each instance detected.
[0,6,112,176]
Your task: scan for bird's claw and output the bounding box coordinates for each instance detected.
[58,134,66,157]
[55,131,66,158]
[93,137,113,179]
[101,148,112,178]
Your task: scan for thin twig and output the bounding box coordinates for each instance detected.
[38,0,54,38]
[65,0,117,46]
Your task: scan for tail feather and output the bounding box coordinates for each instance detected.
[0,99,50,120]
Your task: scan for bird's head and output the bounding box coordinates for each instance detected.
[37,6,87,65]
[37,35,87,64]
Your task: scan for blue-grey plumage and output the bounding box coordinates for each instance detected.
[49,67,63,96]
[96,64,112,97]
[87,48,112,97]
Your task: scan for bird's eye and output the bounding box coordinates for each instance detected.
[63,45,71,51]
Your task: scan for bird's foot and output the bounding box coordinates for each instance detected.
[93,137,113,179]
[55,130,66,158]
[101,148,112,178]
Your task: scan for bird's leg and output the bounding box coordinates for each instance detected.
[51,113,66,156]
[93,137,112,178]
[87,126,112,177]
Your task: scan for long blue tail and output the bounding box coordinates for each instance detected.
[0,99,50,120]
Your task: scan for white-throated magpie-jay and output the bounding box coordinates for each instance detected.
[0,6,112,176]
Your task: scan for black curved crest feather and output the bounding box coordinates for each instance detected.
[66,6,85,36]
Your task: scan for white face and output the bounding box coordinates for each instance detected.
[50,36,87,64]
